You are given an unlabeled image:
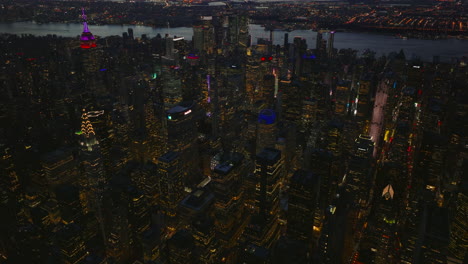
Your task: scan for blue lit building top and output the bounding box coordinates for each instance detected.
[258,109,276,125]
[214,162,234,175]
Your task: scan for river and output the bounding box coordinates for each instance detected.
[1,21,466,62]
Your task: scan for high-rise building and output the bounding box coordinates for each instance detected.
[287,170,320,242]
[256,109,277,154]
[243,148,283,248]
[448,189,467,262]
[41,147,78,187]
[327,31,335,59]
[419,204,450,264]
[161,65,183,108]
[167,229,196,264]
[156,151,184,230]
[193,17,215,55]
[179,187,215,226]
[260,75,275,108]
[79,8,96,50]
[192,216,218,263]
[335,80,351,116]
[211,153,249,247]
[281,79,302,125]
[56,223,87,264]
[79,110,106,244]
[316,31,323,53]
[166,101,201,186]
[55,184,82,224]
[79,8,102,80]
[301,97,317,133]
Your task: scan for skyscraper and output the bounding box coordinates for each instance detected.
[256,109,277,154]
[80,8,96,50]
[243,148,283,248]
[287,170,320,242]
[327,31,335,59]
[157,151,184,230]
[166,101,201,186]
[211,153,249,247]
[79,110,106,243]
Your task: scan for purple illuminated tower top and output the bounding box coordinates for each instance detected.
[80,8,96,49]
[82,8,90,33]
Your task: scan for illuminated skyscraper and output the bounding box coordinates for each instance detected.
[79,110,106,243]
[287,170,319,242]
[192,216,218,263]
[79,8,101,77]
[161,65,183,109]
[301,97,317,133]
[166,101,201,186]
[226,13,249,52]
[281,79,302,125]
[80,8,96,50]
[243,148,283,248]
[211,153,249,247]
[256,109,277,154]
[193,17,215,55]
[260,75,275,108]
[347,134,374,208]
[157,151,184,230]
[448,189,467,262]
[56,223,87,264]
[41,148,78,187]
[335,80,351,116]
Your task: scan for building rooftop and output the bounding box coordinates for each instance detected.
[192,216,214,235]
[168,229,194,249]
[291,170,318,188]
[257,148,281,163]
[214,162,234,175]
[242,243,270,261]
[425,205,450,242]
[166,101,195,114]
[180,187,214,212]
[41,147,73,164]
[158,151,179,163]
[258,109,276,125]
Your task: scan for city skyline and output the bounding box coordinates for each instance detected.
[0,1,466,264]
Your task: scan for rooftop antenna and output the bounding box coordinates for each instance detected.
[81,7,90,33]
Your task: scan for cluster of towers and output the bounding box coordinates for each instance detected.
[0,6,466,264]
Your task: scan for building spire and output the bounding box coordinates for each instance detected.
[81,109,95,137]
[80,8,96,49]
[80,109,99,151]
[81,7,90,33]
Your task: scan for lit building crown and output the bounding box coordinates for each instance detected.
[80,8,96,49]
[80,109,98,151]
[382,184,395,200]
